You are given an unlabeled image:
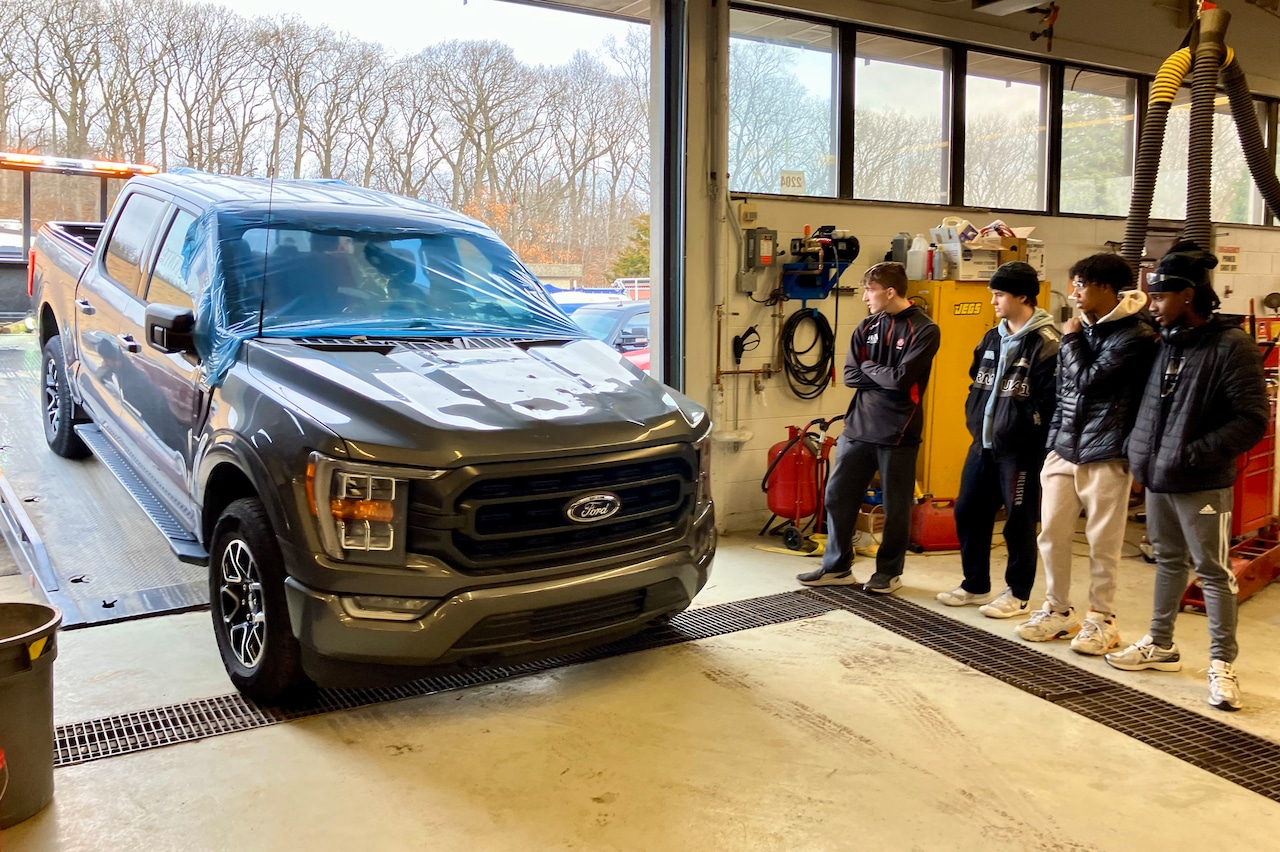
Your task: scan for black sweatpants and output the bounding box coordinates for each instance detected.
[820,435,918,579]
[953,444,1042,600]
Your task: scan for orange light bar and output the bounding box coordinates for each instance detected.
[0,151,159,178]
[330,499,395,523]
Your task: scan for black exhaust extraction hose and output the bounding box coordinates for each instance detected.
[1122,48,1189,282]
[1185,7,1231,250]
[1222,54,1280,221]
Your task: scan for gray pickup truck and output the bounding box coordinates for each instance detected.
[30,171,714,702]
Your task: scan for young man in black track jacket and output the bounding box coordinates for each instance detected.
[937,262,1060,618]
[798,262,940,594]
[1107,241,1268,712]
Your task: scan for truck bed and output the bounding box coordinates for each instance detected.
[45,221,104,253]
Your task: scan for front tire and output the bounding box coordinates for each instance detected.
[41,335,90,458]
[210,497,311,704]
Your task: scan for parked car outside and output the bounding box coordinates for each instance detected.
[573,300,648,351]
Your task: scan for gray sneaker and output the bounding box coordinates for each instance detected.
[1104,635,1182,672]
[1208,660,1242,711]
[797,567,859,587]
[863,574,903,595]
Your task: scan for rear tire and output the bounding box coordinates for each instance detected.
[41,335,90,458]
[209,497,312,704]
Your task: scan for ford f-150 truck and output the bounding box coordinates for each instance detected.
[31,171,714,702]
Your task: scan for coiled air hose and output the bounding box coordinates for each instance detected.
[780,307,835,400]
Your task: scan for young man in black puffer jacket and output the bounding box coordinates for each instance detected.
[1107,242,1267,712]
[1017,254,1157,654]
[937,262,1060,618]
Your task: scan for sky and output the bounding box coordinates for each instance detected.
[206,0,642,65]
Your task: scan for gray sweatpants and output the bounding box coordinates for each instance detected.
[1145,488,1239,663]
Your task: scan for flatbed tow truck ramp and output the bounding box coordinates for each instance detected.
[0,337,206,627]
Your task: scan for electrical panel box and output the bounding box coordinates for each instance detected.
[744,228,777,270]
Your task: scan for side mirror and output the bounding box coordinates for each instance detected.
[617,333,649,352]
[145,303,196,355]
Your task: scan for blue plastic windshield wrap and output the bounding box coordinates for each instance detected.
[189,198,587,386]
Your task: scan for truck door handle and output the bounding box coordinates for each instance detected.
[117,334,141,354]
[76,299,96,316]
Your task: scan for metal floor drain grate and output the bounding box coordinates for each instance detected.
[52,586,1280,803]
[802,586,1280,803]
[54,592,837,767]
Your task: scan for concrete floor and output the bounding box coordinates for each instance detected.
[3,525,1280,850]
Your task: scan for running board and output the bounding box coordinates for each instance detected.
[75,424,209,564]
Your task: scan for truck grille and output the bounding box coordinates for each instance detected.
[407,449,695,573]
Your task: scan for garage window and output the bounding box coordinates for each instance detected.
[1061,69,1137,217]
[728,10,837,197]
[964,53,1049,211]
[853,34,951,205]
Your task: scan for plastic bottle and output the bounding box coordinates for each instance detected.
[906,234,928,280]
[891,232,912,265]
[931,243,945,280]
[926,244,936,279]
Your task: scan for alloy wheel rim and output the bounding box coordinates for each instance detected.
[44,356,61,434]
[219,538,266,670]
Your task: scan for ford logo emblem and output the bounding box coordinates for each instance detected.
[566,493,621,524]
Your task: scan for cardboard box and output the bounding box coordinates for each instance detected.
[1026,239,1045,277]
[856,505,885,533]
[930,225,1002,280]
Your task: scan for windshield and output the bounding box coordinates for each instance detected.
[221,225,572,336]
[191,205,588,386]
[572,310,620,341]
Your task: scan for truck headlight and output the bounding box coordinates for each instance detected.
[694,431,712,509]
[306,453,417,560]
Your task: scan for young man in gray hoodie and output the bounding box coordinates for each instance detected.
[1017,254,1157,653]
[938,262,1060,617]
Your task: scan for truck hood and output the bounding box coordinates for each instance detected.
[243,338,707,466]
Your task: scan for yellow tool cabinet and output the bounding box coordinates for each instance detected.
[912,279,1053,499]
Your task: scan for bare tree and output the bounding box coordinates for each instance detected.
[5,0,106,156]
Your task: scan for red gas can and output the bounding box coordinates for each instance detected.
[909,498,961,552]
[765,426,819,522]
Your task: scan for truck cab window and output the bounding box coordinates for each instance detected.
[103,193,167,293]
[145,209,198,310]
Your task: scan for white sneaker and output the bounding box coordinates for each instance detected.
[978,588,1030,619]
[936,586,999,607]
[1104,635,1182,672]
[1070,610,1121,656]
[1015,603,1080,641]
[1208,660,1242,711]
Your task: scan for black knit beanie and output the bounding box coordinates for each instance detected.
[988,261,1039,298]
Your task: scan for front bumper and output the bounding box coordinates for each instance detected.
[284,534,714,679]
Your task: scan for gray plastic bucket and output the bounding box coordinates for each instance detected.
[0,602,60,828]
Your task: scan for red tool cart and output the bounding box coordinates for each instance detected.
[1180,336,1280,612]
